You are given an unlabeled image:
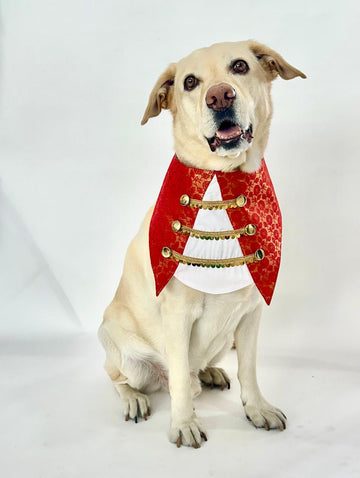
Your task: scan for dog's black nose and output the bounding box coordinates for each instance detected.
[206,83,236,111]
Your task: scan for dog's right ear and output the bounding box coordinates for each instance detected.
[141,63,177,125]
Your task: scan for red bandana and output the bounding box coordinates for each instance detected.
[149,155,282,305]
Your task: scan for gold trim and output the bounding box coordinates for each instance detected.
[162,248,265,267]
[179,194,247,210]
[175,223,257,240]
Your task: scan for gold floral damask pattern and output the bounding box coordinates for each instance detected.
[217,162,282,304]
[149,155,281,305]
[149,157,214,295]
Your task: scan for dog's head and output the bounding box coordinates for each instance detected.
[142,41,306,172]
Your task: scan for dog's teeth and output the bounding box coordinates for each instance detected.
[215,125,242,140]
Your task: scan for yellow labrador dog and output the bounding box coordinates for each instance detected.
[98,40,305,448]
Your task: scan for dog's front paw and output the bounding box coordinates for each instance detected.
[169,414,207,448]
[244,398,287,431]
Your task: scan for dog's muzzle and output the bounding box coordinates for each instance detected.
[206,121,253,152]
[205,83,253,152]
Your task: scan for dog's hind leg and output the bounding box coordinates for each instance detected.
[99,320,153,422]
[104,358,151,422]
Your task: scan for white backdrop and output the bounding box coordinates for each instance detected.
[1,0,360,343]
[1,1,360,476]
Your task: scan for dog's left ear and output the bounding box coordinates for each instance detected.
[141,63,177,125]
[248,41,306,80]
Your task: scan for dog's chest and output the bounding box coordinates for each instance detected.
[174,174,254,294]
[187,284,260,368]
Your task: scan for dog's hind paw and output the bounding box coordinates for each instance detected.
[199,367,231,390]
[169,415,207,449]
[120,389,151,423]
[244,398,287,431]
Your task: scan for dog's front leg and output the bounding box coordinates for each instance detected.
[161,290,207,448]
[234,304,287,431]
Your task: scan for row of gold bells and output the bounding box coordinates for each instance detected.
[161,247,265,267]
[179,194,247,209]
[171,220,256,240]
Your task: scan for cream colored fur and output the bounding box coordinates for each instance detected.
[98,40,305,448]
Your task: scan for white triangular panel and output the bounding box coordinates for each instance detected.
[174,174,253,294]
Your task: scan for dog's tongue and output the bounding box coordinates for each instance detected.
[216,125,242,140]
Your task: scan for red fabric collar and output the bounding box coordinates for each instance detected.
[149,155,282,304]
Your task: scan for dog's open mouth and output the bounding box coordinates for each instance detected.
[207,121,253,152]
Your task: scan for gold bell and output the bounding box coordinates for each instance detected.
[236,195,247,207]
[180,194,190,206]
[245,224,256,236]
[254,249,265,261]
[161,247,172,258]
[171,220,182,232]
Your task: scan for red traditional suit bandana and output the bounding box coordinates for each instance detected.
[149,155,282,305]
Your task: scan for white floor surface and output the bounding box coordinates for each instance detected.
[1,333,359,478]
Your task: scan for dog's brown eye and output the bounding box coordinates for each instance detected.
[232,60,249,74]
[184,75,199,91]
